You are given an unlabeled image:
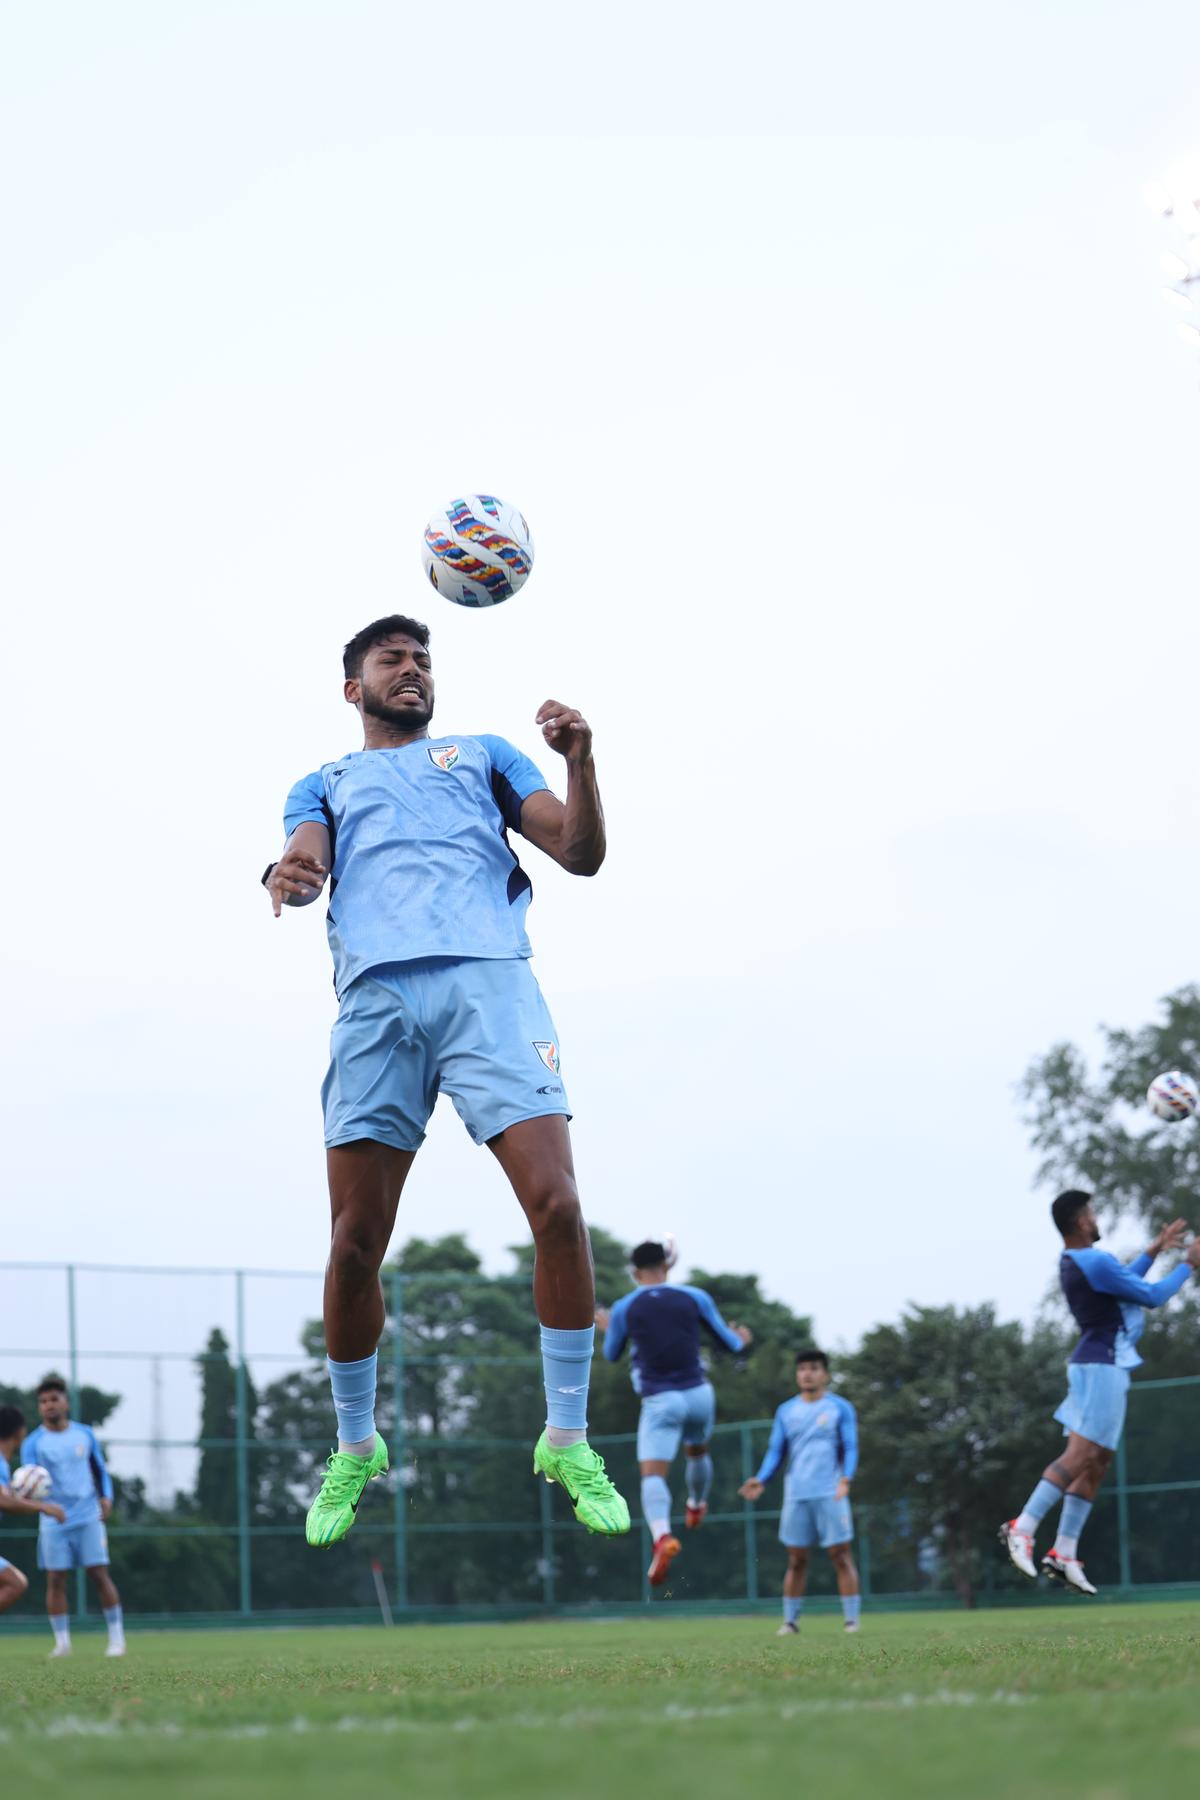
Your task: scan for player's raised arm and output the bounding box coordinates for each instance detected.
[1077,1246,1199,1308]
[517,701,605,876]
[686,1286,753,1355]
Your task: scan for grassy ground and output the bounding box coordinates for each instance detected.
[0,1604,1198,1799]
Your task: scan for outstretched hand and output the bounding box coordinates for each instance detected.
[536,700,592,764]
[1150,1218,1189,1257]
[738,1478,764,1502]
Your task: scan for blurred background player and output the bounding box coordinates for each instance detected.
[739,1350,861,1634]
[0,1404,66,1619]
[265,616,628,1549]
[1000,1191,1199,1595]
[598,1238,751,1585]
[21,1375,125,1657]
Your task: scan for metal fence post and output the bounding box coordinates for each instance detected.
[389,1270,409,1613]
[234,1271,251,1616]
[538,1471,557,1610]
[66,1265,86,1622]
[858,1506,872,1599]
[740,1423,759,1603]
[1115,1431,1132,1590]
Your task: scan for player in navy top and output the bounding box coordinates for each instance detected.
[599,1238,751,1585]
[265,614,628,1551]
[739,1350,862,1634]
[21,1375,125,1656]
[0,1404,66,1620]
[1000,1190,1199,1595]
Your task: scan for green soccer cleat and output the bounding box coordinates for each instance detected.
[533,1431,630,1536]
[305,1433,389,1548]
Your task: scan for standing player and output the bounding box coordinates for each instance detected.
[266,615,628,1547]
[598,1238,751,1585]
[1000,1190,1198,1594]
[739,1350,861,1635]
[0,1405,66,1618]
[21,1376,125,1657]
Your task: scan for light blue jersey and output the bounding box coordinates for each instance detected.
[20,1423,112,1530]
[0,1450,10,1487]
[755,1393,859,1501]
[284,735,550,996]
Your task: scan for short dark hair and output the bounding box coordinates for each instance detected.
[795,1348,829,1370]
[0,1404,25,1438]
[1052,1190,1092,1238]
[630,1240,668,1270]
[36,1374,68,1399]
[342,614,430,679]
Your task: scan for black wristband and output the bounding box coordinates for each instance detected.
[261,862,277,888]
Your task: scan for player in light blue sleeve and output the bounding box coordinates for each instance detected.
[1000,1190,1199,1596]
[739,1350,862,1635]
[598,1237,751,1586]
[264,613,628,1554]
[0,1405,66,1620]
[21,1376,125,1657]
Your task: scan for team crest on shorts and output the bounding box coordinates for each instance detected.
[532,1040,561,1075]
[428,744,461,771]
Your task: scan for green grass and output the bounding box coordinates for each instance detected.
[1,1604,1199,1799]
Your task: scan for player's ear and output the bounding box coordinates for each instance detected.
[344,678,361,707]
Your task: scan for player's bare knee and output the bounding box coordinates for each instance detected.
[786,1548,807,1572]
[329,1214,387,1283]
[524,1179,583,1244]
[1,1566,28,1600]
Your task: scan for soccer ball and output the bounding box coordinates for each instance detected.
[12,1464,51,1500]
[659,1234,679,1270]
[1146,1071,1199,1122]
[421,494,534,608]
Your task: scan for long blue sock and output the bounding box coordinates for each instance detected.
[327,1352,377,1450]
[783,1595,803,1625]
[1015,1478,1063,1534]
[641,1474,672,1538]
[686,1455,713,1505]
[1054,1494,1093,1559]
[540,1325,593,1440]
[842,1593,861,1625]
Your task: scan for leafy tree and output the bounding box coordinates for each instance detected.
[1020,984,1200,1230]
[840,1303,1067,1607]
[196,1328,257,1525]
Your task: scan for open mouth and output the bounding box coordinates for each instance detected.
[389,683,425,703]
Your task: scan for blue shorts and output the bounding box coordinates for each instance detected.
[38,1517,109,1571]
[322,957,572,1151]
[779,1495,854,1549]
[636,1382,716,1462]
[1054,1362,1130,1452]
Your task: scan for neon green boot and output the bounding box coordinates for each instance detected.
[533,1431,630,1536]
[305,1432,389,1548]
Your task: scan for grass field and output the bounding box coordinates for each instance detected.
[1,1603,1198,1799]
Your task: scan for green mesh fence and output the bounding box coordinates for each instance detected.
[1,1262,1197,1625]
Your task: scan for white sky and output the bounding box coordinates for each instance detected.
[4,1,1200,1401]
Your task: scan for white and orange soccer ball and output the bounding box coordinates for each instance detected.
[421,494,534,608]
[12,1464,51,1501]
[1146,1071,1199,1123]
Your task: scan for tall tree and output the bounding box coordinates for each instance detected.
[840,1303,1067,1607]
[1020,983,1200,1230]
[195,1328,257,1524]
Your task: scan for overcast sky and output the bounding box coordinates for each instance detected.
[3,2,1200,1414]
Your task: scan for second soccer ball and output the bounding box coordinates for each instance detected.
[12,1463,51,1500]
[1146,1071,1199,1122]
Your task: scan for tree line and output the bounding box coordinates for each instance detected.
[4,987,1200,1613]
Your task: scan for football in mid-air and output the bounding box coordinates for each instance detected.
[421,494,534,608]
[1146,1071,1199,1122]
[12,1464,51,1500]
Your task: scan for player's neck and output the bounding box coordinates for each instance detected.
[798,1389,826,1404]
[43,1417,69,1432]
[361,721,431,751]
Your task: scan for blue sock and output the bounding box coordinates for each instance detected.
[540,1325,593,1438]
[842,1593,861,1625]
[641,1474,672,1538]
[1015,1478,1063,1534]
[783,1595,803,1625]
[686,1455,713,1505]
[1055,1494,1093,1559]
[327,1352,377,1449]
